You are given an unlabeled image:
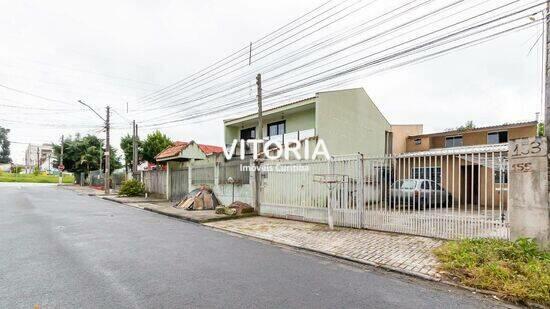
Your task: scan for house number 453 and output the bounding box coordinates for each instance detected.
[510,141,542,157]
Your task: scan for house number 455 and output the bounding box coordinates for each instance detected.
[511,162,532,173]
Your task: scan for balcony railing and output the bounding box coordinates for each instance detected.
[228,128,316,155]
[263,128,316,144]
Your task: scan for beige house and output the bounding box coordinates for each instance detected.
[404,121,537,153]
[392,121,539,208]
[224,88,392,157]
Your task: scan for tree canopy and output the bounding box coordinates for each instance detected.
[142,131,172,163]
[120,133,142,170]
[0,126,11,164]
[53,134,122,175]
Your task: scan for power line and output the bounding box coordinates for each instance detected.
[136,0,535,125]
[139,10,542,128]
[0,83,73,105]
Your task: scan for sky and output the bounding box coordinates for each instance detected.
[0,0,544,164]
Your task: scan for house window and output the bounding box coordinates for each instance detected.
[240,127,255,140]
[487,131,508,144]
[445,136,463,148]
[268,120,285,137]
[414,138,422,145]
[412,167,442,184]
[384,131,393,155]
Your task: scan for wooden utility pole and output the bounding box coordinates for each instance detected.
[249,42,252,65]
[545,2,550,185]
[132,120,138,174]
[545,3,550,140]
[105,106,111,195]
[256,73,263,144]
[255,73,263,212]
[58,134,64,184]
[36,147,40,172]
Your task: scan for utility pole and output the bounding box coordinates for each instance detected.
[58,135,64,184]
[545,2,550,140]
[545,2,550,185]
[256,73,263,145]
[132,121,138,174]
[77,100,109,192]
[36,147,40,172]
[255,73,263,212]
[105,106,111,195]
[249,42,252,65]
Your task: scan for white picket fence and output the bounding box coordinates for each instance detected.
[260,145,510,240]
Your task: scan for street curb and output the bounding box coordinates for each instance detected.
[101,196,124,204]
[143,206,258,224]
[202,223,440,282]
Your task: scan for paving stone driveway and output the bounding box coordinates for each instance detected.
[205,217,445,279]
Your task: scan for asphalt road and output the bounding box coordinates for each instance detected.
[0,184,511,309]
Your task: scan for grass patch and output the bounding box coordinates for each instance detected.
[0,173,74,184]
[434,238,550,306]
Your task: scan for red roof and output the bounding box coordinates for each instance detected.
[155,141,223,160]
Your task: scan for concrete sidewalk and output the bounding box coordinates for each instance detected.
[205,217,444,280]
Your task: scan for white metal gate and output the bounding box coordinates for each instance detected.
[259,145,510,240]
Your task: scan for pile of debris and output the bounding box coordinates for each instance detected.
[215,201,254,216]
[174,186,221,210]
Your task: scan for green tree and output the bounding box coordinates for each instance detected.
[53,134,122,176]
[456,120,475,131]
[0,126,11,164]
[120,133,142,171]
[142,131,172,163]
[537,123,544,137]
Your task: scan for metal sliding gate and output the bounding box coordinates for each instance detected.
[260,145,510,240]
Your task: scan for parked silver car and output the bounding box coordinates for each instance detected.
[386,179,452,208]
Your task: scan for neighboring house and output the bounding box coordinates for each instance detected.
[390,124,423,155]
[0,163,11,172]
[24,143,55,173]
[155,141,224,167]
[393,121,538,208]
[404,121,537,153]
[224,88,392,157]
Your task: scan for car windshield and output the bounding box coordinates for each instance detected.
[400,180,416,189]
[392,180,402,189]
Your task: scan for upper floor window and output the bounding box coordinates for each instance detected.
[240,127,255,140]
[414,138,422,145]
[268,120,285,137]
[445,136,463,148]
[487,131,508,144]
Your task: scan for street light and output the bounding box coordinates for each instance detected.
[78,100,110,195]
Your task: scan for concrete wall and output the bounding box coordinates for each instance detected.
[316,88,391,157]
[214,184,253,206]
[391,125,423,155]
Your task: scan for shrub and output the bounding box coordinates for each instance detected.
[434,238,550,306]
[118,179,145,197]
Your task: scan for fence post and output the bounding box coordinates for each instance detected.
[357,153,365,228]
[509,137,550,247]
[188,159,194,193]
[327,157,334,229]
[166,162,171,201]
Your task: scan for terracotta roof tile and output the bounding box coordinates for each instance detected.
[155,141,223,160]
